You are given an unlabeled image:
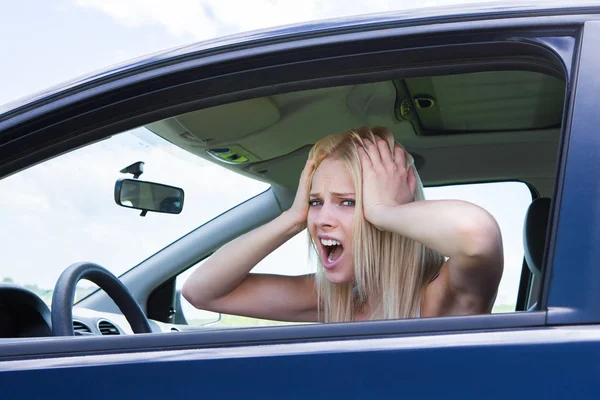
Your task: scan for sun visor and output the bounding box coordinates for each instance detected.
[174,97,280,145]
[245,145,425,189]
[398,71,565,135]
[245,146,312,188]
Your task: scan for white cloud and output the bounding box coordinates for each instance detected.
[73,0,511,41]
[74,0,221,40]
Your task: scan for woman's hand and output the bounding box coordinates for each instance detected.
[285,159,315,231]
[357,137,416,228]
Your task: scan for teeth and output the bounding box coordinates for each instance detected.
[320,238,341,246]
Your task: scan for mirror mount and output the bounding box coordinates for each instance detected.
[119,161,147,216]
[120,161,145,179]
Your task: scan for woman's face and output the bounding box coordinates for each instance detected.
[308,156,356,284]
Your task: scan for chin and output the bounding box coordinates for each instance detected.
[323,264,354,284]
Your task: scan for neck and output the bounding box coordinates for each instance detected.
[354,294,382,321]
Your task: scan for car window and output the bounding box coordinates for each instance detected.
[0,128,269,305]
[176,181,531,327]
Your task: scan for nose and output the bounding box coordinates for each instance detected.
[314,202,338,229]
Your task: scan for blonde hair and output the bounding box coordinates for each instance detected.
[307,126,444,322]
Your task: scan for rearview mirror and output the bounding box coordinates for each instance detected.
[115,178,184,214]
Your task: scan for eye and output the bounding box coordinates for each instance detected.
[341,199,355,207]
[308,200,323,207]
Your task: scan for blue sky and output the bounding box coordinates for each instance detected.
[1,1,186,107]
[0,0,547,307]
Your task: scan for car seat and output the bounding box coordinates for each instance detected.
[523,197,551,310]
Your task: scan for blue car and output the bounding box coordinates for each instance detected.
[1,2,600,398]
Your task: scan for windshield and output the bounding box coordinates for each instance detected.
[0,128,269,304]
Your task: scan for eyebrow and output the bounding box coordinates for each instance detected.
[309,192,356,197]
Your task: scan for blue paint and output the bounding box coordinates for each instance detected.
[547,21,600,324]
[2,340,599,399]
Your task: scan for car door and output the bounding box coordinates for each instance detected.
[1,8,600,399]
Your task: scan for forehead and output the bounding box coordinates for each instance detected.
[310,157,354,192]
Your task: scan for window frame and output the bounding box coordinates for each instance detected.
[544,20,600,325]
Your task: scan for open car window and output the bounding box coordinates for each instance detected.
[136,68,561,328]
[176,180,532,327]
[1,65,563,334]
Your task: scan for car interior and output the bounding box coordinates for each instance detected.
[0,67,565,337]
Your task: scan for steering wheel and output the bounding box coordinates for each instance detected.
[51,262,152,336]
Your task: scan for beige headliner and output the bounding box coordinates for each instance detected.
[146,70,564,197]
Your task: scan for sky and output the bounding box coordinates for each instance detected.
[0,0,557,107]
[0,0,546,310]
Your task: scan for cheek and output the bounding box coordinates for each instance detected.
[307,208,316,226]
[307,208,318,235]
[340,210,355,234]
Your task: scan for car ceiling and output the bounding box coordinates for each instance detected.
[146,70,565,197]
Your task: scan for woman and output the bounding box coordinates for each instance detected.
[182,127,503,322]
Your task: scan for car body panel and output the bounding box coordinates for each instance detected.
[546,20,600,325]
[1,326,599,398]
[1,4,600,399]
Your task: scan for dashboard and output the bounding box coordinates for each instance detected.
[0,284,182,338]
[0,284,52,338]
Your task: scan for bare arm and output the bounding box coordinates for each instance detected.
[359,137,503,311]
[369,201,503,307]
[182,160,320,323]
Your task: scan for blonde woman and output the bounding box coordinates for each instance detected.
[183,127,503,322]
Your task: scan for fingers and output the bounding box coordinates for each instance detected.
[407,166,417,197]
[362,137,394,171]
[298,160,315,191]
[375,137,395,171]
[362,137,403,174]
[303,159,315,175]
[361,138,380,168]
[393,144,407,171]
[300,159,314,180]
[357,145,372,171]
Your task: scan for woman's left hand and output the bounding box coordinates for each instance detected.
[357,137,417,227]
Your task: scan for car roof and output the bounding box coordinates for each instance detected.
[1,0,599,118]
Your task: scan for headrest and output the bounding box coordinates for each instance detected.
[523,197,551,277]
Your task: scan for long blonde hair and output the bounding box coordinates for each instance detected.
[307,126,444,322]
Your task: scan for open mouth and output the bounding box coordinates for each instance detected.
[319,238,344,269]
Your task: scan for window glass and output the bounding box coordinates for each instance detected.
[177,181,532,327]
[0,128,269,304]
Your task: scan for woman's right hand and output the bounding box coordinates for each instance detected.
[285,159,315,230]
[183,156,319,322]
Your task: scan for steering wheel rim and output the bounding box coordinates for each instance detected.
[51,262,152,336]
